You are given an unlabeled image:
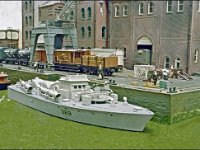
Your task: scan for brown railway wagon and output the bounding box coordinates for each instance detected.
[33,50,47,63]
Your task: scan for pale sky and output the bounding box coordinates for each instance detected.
[0,1,22,30]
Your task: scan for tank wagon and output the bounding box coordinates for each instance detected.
[4,48,20,64]
[17,48,31,66]
[0,47,8,63]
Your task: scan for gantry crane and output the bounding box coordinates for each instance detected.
[29,0,78,66]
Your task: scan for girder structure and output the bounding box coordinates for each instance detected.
[29,0,78,66]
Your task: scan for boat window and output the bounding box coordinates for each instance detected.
[82,85,86,88]
[74,86,77,89]
[78,85,82,89]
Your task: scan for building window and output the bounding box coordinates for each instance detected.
[81,8,85,19]
[81,27,85,38]
[175,58,181,69]
[138,2,144,15]
[148,1,154,14]
[70,11,74,20]
[177,0,184,12]
[164,57,170,69]
[25,16,28,25]
[88,7,92,19]
[25,1,28,10]
[29,31,31,39]
[114,5,119,17]
[29,16,32,25]
[122,4,128,16]
[29,0,32,5]
[88,26,91,38]
[102,26,106,38]
[194,49,199,63]
[166,0,173,13]
[123,47,127,58]
[26,31,28,39]
[48,8,53,15]
[197,0,200,12]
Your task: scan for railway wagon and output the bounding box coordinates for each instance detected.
[54,49,90,72]
[33,49,47,63]
[17,48,31,66]
[0,47,8,62]
[3,48,20,64]
[53,49,118,76]
[81,55,118,76]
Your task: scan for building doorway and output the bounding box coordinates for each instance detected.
[136,36,153,65]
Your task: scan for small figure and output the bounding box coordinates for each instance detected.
[152,69,158,85]
[98,63,104,80]
[34,61,39,73]
[162,69,169,80]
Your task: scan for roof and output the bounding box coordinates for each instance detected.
[40,1,64,7]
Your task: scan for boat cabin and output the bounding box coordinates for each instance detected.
[58,74,90,100]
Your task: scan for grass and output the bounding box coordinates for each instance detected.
[0,90,200,149]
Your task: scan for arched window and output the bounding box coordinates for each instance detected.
[29,16,32,25]
[81,27,85,38]
[139,2,144,15]
[102,26,106,38]
[70,11,74,20]
[166,0,173,13]
[198,0,200,12]
[25,1,28,10]
[175,58,181,69]
[194,49,199,63]
[88,7,92,19]
[29,31,32,39]
[148,1,154,14]
[123,47,127,58]
[178,0,184,12]
[123,4,128,16]
[88,26,91,38]
[164,57,170,69]
[25,16,28,25]
[26,31,28,39]
[81,8,85,19]
[114,5,119,17]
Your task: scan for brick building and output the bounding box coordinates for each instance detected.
[22,1,52,48]
[0,29,19,48]
[22,1,200,74]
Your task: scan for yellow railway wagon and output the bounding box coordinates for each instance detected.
[54,50,72,64]
[104,56,118,68]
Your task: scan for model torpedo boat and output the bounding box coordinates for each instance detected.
[8,74,154,131]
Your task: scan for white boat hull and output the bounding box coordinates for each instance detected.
[8,85,153,131]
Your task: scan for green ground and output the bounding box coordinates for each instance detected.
[0,90,200,149]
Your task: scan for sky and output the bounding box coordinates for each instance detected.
[0,1,22,30]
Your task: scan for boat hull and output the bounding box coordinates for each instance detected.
[0,83,10,90]
[8,85,153,131]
